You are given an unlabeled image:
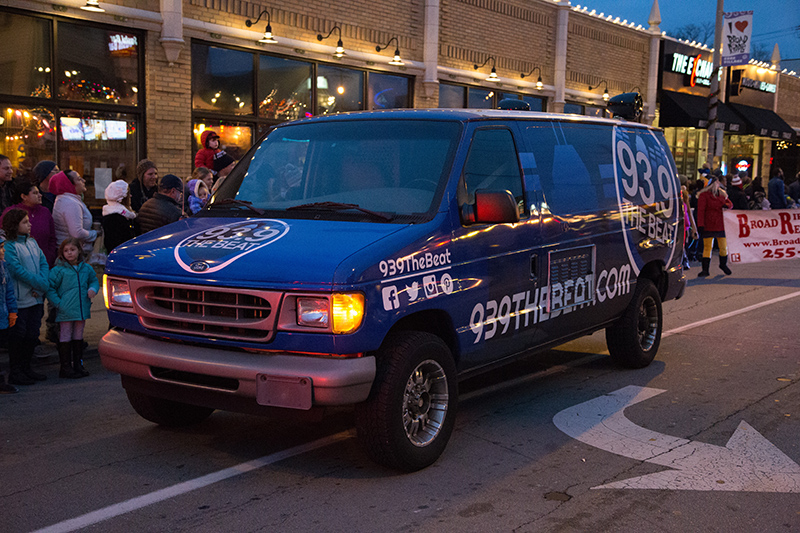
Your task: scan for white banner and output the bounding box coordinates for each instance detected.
[723,210,800,264]
[722,11,753,67]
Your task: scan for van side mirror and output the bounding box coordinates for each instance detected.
[461,190,520,225]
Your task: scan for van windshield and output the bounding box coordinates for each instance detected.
[223,119,461,222]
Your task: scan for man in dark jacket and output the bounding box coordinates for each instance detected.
[768,168,787,209]
[137,174,184,234]
[727,174,749,210]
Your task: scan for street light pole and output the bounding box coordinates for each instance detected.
[706,0,725,167]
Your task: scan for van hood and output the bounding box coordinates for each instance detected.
[106,217,410,288]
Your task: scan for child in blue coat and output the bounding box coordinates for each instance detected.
[0,233,19,393]
[49,237,99,378]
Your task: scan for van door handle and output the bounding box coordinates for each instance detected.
[530,255,538,281]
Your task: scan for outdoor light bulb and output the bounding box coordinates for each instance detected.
[81,0,105,12]
[603,90,610,101]
[536,77,543,90]
[334,39,346,58]
[487,68,499,82]
[389,50,403,65]
[337,86,345,95]
[259,25,277,44]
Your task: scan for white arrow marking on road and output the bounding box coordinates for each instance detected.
[553,385,800,492]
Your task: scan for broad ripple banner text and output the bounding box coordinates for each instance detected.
[723,210,800,264]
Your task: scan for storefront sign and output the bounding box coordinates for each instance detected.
[734,159,751,173]
[740,77,776,93]
[669,53,713,86]
[723,210,800,264]
[721,11,753,66]
[108,34,138,56]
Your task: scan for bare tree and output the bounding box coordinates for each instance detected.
[670,22,716,45]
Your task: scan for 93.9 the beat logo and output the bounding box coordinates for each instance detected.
[614,129,680,274]
[174,219,290,274]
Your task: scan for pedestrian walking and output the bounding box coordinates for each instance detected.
[48,237,99,378]
[696,176,733,277]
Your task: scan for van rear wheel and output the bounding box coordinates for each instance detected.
[126,390,215,427]
[605,278,662,368]
[355,331,457,472]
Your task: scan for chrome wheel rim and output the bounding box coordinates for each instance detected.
[637,296,659,351]
[403,359,449,447]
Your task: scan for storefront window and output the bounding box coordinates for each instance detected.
[564,103,584,115]
[468,88,494,109]
[0,13,51,99]
[0,105,56,174]
[193,121,253,162]
[368,72,409,110]
[192,44,253,115]
[59,110,139,210]
[57,22,139,106]
[522,95,545,111]
[258,55,311,121]
[439,84,465,108]
[317,65,363,114]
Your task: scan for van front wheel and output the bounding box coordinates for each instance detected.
[605,278,662,368]
[355,331,457,472]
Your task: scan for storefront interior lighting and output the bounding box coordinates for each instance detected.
[521,66,543,90]
[245,9,277,44]
[80,0,105,12]
[474,57,499,82]
[317,25,346,58]
[589,80,610,101]
[376,37,403,66]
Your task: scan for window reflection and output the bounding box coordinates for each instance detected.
[0,13,51,99]
[317,66,363,114]
[258,55,311,121]
[0,106,56,175]
[57,23,139,105]
[192,44,253,115]
[438,84,466,108]
[368,72,409,110]
[193,121,252,161]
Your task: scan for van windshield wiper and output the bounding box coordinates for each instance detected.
[207,198,265,216]
[286,201,393,221]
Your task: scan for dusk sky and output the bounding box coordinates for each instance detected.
[574,0,800,71]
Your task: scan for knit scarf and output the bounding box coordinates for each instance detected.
[102,201,137,220]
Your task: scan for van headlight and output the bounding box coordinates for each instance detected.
[104,275,134,310]
[287,292,364,334]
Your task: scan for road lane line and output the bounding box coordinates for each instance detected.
[662,290,800,338]
[33,430,354,533]
[35,290,800,531]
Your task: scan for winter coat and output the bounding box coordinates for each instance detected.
[1,203,58,267]
[102,212,138,252]
[697,190,733,233]
[727,186,749,211]
[137,192,183,234]
[49,259,100,322]
[768,177,787,209]
[0,261,18,330]
[130,178,157,213]
[4,234,50,308]
[194,130,221,170]
[186,179,207,215]
[52,192,97,255]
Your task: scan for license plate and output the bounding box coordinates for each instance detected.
[256,374,313,410]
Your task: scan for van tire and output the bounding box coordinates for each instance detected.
[355,331,457,472]
[605,278,662,368]
[126,390,215,427]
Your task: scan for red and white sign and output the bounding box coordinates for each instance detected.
[723,210,800,264]
[721,11,753,67]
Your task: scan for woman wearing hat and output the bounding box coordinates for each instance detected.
[696,175,733,277]
[130,159,159,212]
[50,170,98,255]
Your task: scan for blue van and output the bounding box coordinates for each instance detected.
[100,107,686,471]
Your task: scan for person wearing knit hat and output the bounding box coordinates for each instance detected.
[728,174,748,210]
[137,174,185,234]
[101,180,138,253]
[130,159,159,212]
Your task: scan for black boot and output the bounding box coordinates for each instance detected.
[719,255,732,275]
[22,340,47,381]
[8,337,34,385]
[71,339,90,378]
[697,258,710,277]
[58,342,82,379]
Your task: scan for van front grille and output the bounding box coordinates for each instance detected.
[129,280,282,342]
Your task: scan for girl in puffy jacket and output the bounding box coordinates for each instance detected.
[49,237,99,379]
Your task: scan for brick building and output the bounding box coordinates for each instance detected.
[1,0,797,211]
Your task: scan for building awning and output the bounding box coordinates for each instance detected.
[659,91,746,133]
[727,103,795,141]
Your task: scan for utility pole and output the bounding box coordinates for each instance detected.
[706,0,724,167]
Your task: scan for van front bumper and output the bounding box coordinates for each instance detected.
[100,329,376,410]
